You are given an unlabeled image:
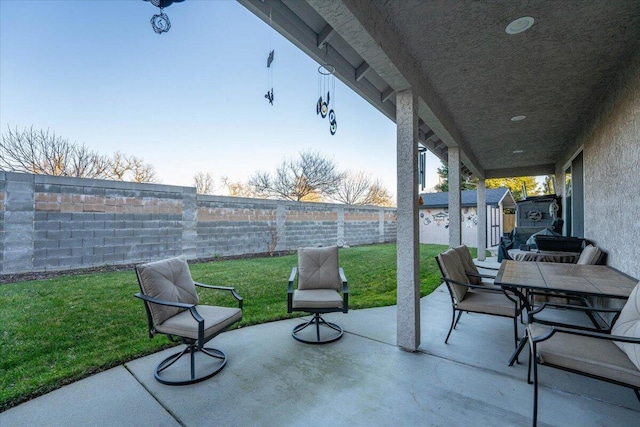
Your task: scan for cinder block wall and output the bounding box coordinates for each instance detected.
[0,172,397,274]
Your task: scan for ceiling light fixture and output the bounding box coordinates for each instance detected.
[511,115,526,122]
[513,150,524,154]
[505,17,535,34]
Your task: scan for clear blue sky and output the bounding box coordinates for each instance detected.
[0,0,442,198]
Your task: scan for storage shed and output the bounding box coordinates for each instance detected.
[419,188,516,248]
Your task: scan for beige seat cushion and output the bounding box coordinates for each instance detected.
[458,289,516,317]
[454,245,482,285]
[611,281,640,371]
[155,305,242,340]
[136,256,199,326]
[576,245,602,265]
[437,249,469,301]
[297,246,341,290]
[292,289,344,309]
[529,323,640,387]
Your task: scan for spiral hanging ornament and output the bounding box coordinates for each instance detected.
[151,10,171,34]
[144,0,184,34]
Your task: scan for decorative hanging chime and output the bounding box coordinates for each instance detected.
[265,49,275,105]
[264,7,275,106]
[144,0,185,34]
[317,59,337,135]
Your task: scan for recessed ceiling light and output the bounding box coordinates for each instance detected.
[511,115,527,122]
[513,150,524,154]
[505,17,535,34]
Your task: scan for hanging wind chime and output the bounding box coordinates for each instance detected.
[265,49,275,105]
[144,0,184,35]
[316,49,337,135]
[264,8,275,106]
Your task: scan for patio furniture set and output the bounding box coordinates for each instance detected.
[131,242,638,425]
[436,244,640,427]
[133,245,348,385]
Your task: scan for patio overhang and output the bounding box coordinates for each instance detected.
[238,0,640,179]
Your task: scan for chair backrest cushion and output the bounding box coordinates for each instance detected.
[297,246,341,291]
[611,281,640,371]
[136,256,199,326]
[576,245,602,265]
[436,249,469,301]
[453,245,482,285]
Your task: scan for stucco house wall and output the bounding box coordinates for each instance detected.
[556,45,640,279]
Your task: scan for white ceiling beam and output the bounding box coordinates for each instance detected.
[317,24,335,49]
[381,86,395,103]
[355,61,371,82]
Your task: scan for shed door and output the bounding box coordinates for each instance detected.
[490,206,501,247]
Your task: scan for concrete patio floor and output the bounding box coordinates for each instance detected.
[2,281,639,426]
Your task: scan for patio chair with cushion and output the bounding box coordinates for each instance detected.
[436,249,523,347]
[453,244,498,285]
[287,246,348,344]
[134,256,243,385]
[527,280,640,426]
[576,244,606,265]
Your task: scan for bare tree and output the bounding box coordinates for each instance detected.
[220,176,255,198]
[0,126,108,178]
[105,152,157,183]
[249,149,344,201]
[129,156,157,183]
[332,170,394,206]
[0,126,157,183]
[194,172,215,194]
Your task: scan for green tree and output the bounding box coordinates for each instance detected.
[433,162,478,192]
[434,160,539,200]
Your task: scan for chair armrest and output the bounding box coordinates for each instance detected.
[339,268,348,289]
[339,267,348,313]
[134,292,204,329]
[194,282,243,308]
[442,276,501,292]
[134,292,195,310]
[532,325,640,346]
[528,302,621,332]
[288,267,298,293]
[443,276,521,306]
[466,271,497,279]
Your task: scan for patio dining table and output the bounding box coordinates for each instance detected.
[494,260,638,365]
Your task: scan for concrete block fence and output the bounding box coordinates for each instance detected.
[0,172,397,275]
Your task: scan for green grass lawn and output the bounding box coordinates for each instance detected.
[0,243,474,410]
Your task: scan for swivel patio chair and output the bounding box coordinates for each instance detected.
[287,246,348,344]
[134,256,243,385]
[527,280,640,426]
[436,248,522,347]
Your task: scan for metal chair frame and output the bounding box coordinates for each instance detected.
[135,268,243,385]
[528,322,640,427]
[287,266,348,344]
[436,255,523,348]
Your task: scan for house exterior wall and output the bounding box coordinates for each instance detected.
[0,172,397,275]
[557,45,640,279]
[419,205,501,248]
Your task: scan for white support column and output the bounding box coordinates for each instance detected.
[396,89,420,352]
[448,147,462,247]
[477,180,487,261]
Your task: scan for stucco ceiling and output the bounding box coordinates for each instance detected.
[239,0,640,179]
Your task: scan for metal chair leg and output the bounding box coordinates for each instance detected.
[292,313,343,344]
[445,309,462,343]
